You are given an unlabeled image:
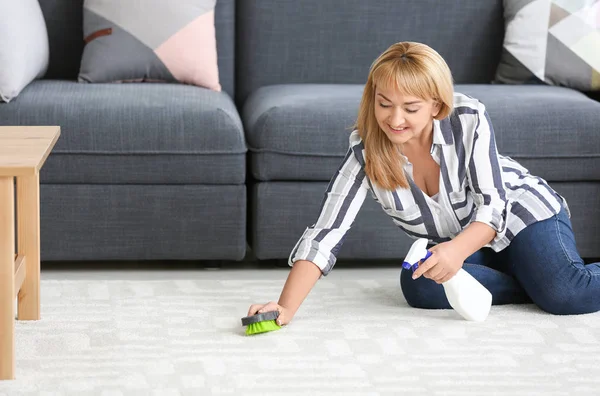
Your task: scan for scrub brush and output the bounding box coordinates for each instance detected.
[241,310,281,335]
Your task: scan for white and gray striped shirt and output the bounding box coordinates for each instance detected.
[289,93,570,276]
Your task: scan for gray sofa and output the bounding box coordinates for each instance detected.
[1,0,599,264]
[0,0,244,261]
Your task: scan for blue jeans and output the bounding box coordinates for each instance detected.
[400,208,600,315]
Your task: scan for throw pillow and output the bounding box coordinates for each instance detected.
[78,0,220,91]
[0,0,50,103]
[495,0,600,91]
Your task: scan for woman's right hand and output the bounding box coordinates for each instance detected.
[246,260,322,328]
[247,301,290,326]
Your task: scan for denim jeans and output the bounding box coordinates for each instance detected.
[400,207,600,315]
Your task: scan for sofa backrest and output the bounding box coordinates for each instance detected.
[37,0,236,96]
[236,0,504,104]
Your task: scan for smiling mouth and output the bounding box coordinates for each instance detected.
[389,125,408,133]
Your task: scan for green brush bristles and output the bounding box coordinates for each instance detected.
[246,320,281,335]
[242,310,282,336]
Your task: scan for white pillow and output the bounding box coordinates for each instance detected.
[0,0,50,103]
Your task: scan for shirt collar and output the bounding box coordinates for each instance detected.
[433,118,454,146]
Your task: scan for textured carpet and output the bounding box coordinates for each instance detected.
[1,277,599,395]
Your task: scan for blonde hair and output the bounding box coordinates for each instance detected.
[354,42,454,190]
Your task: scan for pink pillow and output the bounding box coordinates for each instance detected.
[78,0,220,91]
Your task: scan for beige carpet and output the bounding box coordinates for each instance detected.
[1,274,599,395]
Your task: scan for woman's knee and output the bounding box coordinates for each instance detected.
[535,287,596,315]
[506,208,597,315]
[400,269,450,309]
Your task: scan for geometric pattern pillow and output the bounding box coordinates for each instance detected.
[495,0,600,92]
[78,0,220,91]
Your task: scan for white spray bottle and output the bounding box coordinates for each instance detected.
[402,238,492,321]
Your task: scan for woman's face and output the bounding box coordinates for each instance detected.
[374,85,440,147]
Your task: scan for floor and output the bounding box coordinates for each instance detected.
[1,261,598,395]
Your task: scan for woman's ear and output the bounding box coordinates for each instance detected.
[432,101,442,118]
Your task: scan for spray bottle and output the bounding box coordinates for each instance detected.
[402,238,492,321]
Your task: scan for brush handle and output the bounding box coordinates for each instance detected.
[241,310,280,326]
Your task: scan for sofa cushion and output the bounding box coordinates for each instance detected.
[236,0,504,104]
[243,84,600,182]
[37,0,235,97]
[0,80,246,184]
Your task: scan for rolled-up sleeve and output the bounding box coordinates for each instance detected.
[467,102,509,244]
[288,141,369,276]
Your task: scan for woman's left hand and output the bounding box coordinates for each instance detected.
[412,241,464,284]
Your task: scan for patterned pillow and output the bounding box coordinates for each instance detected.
[495,0,600,91]
[78,0,220,91]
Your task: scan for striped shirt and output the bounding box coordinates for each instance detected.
[289,93,570,276]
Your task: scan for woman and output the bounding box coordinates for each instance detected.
[247,42,600,326]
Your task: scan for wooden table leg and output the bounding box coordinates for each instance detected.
[16,174,40,321]
[0,177,15,380]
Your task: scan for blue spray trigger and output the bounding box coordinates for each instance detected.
[402,250,432,271]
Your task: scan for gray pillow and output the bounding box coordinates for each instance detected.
[0,0,50,103]
[495,0,600,91]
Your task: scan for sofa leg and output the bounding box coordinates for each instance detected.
[264,259,289,268]
[202,260,222,270]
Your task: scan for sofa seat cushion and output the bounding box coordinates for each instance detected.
[0,80,246,184]
[243,84,600,182]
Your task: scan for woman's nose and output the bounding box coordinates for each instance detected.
[389,109,405,126]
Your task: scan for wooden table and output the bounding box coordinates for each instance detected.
[0,126,60,380]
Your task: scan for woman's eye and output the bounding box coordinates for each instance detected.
[379,103,391,108]
[406,109,418,114]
